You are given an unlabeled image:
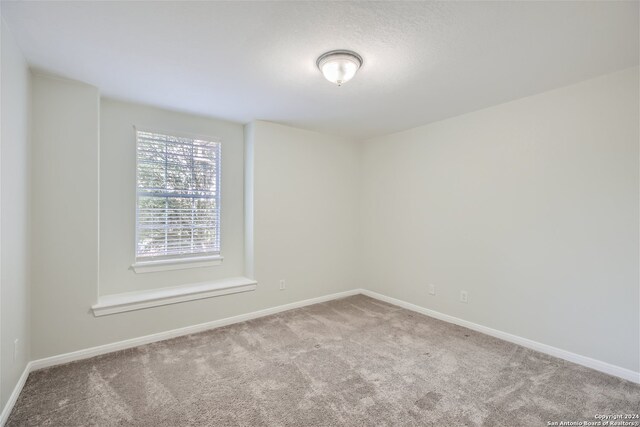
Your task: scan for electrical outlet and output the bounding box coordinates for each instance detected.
[428,284,436,295]
[279,279,286,290]
[460,291,468,303]
[14,339,19,362]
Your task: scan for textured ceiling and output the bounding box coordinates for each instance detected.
[2,1,638,139]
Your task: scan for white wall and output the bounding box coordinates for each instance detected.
[251,121,361,303]
[0,19,31,409]
[30,74,100,361]
[23,65,640,377]
[360,67,639,372]
[30,77,361,359]
[99,99,245,295]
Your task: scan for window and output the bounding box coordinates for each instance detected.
[135,129,221,266]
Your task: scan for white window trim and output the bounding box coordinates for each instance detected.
[131,254,224,273]
[134,126,223,265]
[91,276,256,317]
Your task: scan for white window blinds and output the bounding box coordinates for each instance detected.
[135,129,221,260]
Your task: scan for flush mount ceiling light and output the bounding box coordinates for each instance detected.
[316,50,363,86]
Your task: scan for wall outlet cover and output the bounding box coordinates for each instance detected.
[460,291,468,303]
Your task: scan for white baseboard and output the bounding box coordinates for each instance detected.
[360,289,640,384]
[2,286,637,425]
[0,361,32,426]
[30,289,360,372]
[1,289,359,426]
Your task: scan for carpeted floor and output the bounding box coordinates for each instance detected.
[7,295,640,426]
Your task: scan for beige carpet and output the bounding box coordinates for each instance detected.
[7,295,639,426]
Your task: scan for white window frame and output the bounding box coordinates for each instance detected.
[131,127,223,273]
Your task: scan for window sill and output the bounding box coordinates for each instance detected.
[91,276,257,317]
[131,255,223,273]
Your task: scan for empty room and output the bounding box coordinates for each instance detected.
[0,1,639,426]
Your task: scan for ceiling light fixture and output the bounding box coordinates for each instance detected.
[316,50,363,86]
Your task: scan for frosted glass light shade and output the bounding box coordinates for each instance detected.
[317,50,363,86]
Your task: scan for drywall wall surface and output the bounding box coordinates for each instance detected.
[244,122,255,278]
[30,80,360,359]
[30,73,100,360]
[251,121,361,302]
[99,99,245,295]
[360,67,640,372]
[0,18,31,409]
